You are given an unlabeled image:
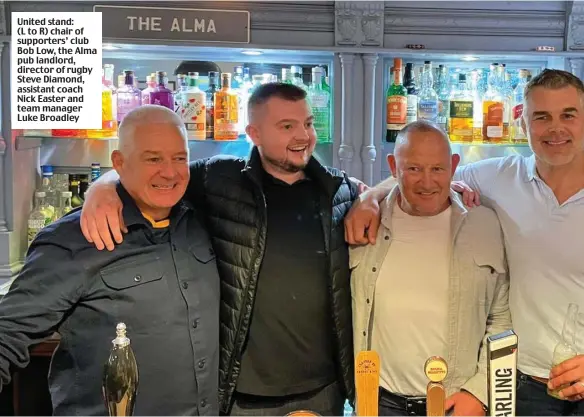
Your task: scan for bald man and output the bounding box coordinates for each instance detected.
[0,105,220,415]
[350,121,511,416]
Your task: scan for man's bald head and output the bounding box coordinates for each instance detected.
[117,105,187,155]
[388,121,460,216]
[394,120,452,159]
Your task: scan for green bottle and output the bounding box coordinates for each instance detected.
[386,58,408,143]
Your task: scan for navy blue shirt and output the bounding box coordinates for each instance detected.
[0,184,220,416]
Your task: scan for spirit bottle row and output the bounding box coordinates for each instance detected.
[386,58,532,144]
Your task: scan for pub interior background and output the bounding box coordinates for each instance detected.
[0,0,582,414]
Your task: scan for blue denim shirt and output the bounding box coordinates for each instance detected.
[0,183,220,416]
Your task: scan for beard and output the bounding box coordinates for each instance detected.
[263,154,307,173]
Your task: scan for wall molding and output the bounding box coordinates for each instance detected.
[568,1,584,50]
[384,7,566,38]
[335,1,384,47]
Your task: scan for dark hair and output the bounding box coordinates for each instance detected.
[525,69,584,99]
[247,82,307,122]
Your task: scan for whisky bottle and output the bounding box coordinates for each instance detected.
[102,323,139,416]
[386,58,407,142]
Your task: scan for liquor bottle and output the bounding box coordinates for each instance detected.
[174,74,187,113]
[39,165,57,218]
[141,74,155,105]
[206,71,219,139]
[116,71,141,124]
[87,64,118,139]
[68,175,84,208]
[500,65,513,142]
[448,74,474,143]
[510,69,531,143]
[149,71,174,110]
[282,68,293,84]
[548,303,579,400]
[436,65,450,132]
[403,63,418,124]
[291,65,306,90]
[214,73,239,140]
[102,323,139,416]
[386,58,407,143]
[417,61,440,124]
[309,66,331,143]
[470,70,484,142]
[181,72,207,140]
[23,129,51,137]
[482,64,504,143]
[91,163,101,183]
[52,191,73,222]
[28,191,51,246]
[232,66,244,89]
[320,67,331,93]
[79,175,90,200]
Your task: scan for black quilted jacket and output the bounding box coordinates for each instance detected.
[188,147,356,414]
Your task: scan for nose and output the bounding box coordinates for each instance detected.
[158,161,176,179]
[297,126,310,140]
[421,170,433,188]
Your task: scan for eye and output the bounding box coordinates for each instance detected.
[432,167,445,172]
[147,157,161,163]
[563,114,575,119]
[305,122,314,128]
[174,157,187,162]
[282,124,293,130]
[408,167,420,172]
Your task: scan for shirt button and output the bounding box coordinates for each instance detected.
[198,359,205,368]
[372,267,377,272]
[362,331,366,336]
[182,282,189,289]
[366,298,370,304]
[134,275,141,282]
[209,248,214,256]
[192,319,199,328]
[172,244,177,251]
[200,399,207,408]
[384,235,389,240]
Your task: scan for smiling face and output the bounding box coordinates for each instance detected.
[522,85,584,168]
[388,126,460,216]
[247,96,316,178]
[112,122,189,220]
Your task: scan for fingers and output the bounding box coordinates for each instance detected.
[444,397,455,411]
[106,209,124,245]
[119,208,128,234]
[550,357,580,379]
[86,214,105,251]
[549,368,582,390]
[559,381,584,401]
[367,211,380,245]
[80,214,93,243]
[344,216,355,245]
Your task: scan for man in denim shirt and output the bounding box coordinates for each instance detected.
[0,106,220,415]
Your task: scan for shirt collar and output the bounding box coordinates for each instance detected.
[524,154,538,182]
[380,185,468,232]
[116,181,191,230]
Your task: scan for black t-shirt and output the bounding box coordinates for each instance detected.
[235,171,336,396]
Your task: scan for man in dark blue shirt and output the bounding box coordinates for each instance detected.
[0,106,220,415]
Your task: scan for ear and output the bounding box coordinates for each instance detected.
[245,124,260,146]
[451,153,461,174]
[520,116,527,138]
[387,154,397,177]
[111,150,124,174]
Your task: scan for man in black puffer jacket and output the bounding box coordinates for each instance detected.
[81,84,358,416]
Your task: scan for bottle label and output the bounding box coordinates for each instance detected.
[310,94,329,108]
[387,95,407,126]
[406,95,418,124]
[182,94,206,136]
[483,101,504,138]
[449,101,473,118]
[513,104,523,121]
[418,100,438,122]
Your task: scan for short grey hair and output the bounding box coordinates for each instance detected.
[525,69,584,100]
[117,105,187,154]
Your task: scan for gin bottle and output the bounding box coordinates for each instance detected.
[309,67,331,143]
[206,72,220,139]
[116,71,141,123]
[181,72,207,140]
[149,71,174,110]
[27,191,51,246]
[417,61,439,124]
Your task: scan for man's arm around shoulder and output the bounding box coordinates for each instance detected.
[0,227,86,391]
[460,209,511,406]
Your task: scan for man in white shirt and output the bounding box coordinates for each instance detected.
[346,69,584,415]
[350,121,511,416]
